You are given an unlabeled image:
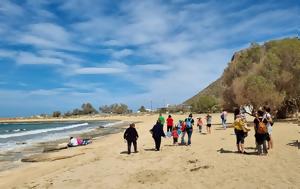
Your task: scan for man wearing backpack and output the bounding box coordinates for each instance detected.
[185,113,194,145]
[254,110,269,155]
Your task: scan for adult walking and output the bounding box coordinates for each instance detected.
[123,123,139,154]
[166,115,174,132]
[185,113,194,145]
[221,110,228,129]
[263,107,274,149]
[158,113,165,127]
[150,120,166,151]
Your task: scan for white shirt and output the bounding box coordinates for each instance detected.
[70,138,78,146]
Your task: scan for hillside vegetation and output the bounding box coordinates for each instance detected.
[185,38,300,118]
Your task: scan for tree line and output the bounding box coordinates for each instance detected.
[51,103,132,117]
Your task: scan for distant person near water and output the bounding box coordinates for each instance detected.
[185,114,194,145]
[166,115,174,132]
[68,137,92,147]
[220,110,228,129]
[150,120,166,151]
[123,123,139,154]
[263,107,274,150]
[197,117,203,133]
[233,108,250,154]
[254,110,269,155]
[206,114,212,134]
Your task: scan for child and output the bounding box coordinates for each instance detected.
[206,114,212,134]
[172,127,179,145]
[197,117,203,133]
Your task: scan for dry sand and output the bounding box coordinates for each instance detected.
[0,113,299,189]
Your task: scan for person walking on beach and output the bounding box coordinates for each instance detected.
[185,114,194,145]
[221,110,228,129]
[180,120,187,144]
[254,110,268,155]
[233,108,250,154]
[150,120,166,151]
[197,117,203,133]
[263,107,274,149]
[158,113,165,127]
[166,115,174,132]
[123,123,139,154]
[206,114,212,134]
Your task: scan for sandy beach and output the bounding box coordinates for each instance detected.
[0,113,299,189]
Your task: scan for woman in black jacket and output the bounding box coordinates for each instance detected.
[150,120,166,151]
[124,123,139,154]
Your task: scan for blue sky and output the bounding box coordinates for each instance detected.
[0,0,299,117]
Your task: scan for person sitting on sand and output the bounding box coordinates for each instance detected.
[197,117,203,133]
[68,137,92,147]
[150,120,166,151]
[206,114,212,134]
[123,123,139,154]
[233,108,250,154]
[172,126,179,145]
[166,115,174,132]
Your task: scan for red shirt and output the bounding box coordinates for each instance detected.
[166,117,173,127]
[172,130,179,138]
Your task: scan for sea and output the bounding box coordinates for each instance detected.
[0,120,118,151]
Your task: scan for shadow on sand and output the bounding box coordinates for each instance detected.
[120,151,128,154]
[144,148,156,151]
[287,140,299,149]
[217,148,257,155]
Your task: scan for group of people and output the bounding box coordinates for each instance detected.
[123,113,218,153]
[233,106,274,155]
[124,108,274,156]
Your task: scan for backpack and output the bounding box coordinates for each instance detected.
[186,118,192,129]
[221,114,224,119]
[257,119,267,134]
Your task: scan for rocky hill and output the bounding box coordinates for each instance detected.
[184,37,300,117]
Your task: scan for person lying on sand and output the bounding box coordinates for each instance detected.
[67,137,92,147]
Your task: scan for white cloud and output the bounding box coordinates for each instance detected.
[18,23,85,51]
[72,67,125,75]
[0,49,17,59]
[0,0,24,16]
[111,49,133,59]
[135,64,172,71]
[16,52,64,65]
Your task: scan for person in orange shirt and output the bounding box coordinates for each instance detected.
[166,115,174,132]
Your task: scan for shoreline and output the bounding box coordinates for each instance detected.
[0,113,299,188]
[0,119,133,173]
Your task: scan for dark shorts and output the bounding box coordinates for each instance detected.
[207,124,211,127]
[235,129,245,144]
